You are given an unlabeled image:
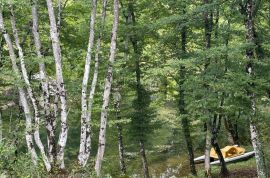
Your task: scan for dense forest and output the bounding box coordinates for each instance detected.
[1,0,270,177]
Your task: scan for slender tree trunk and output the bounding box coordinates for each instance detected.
[179,9,197,175]
[57,0,62,32]
[117,123,126,175]
[243,1,267,177]
[9,3,51,171]
[85,0,108,166]
[78,0,98,166]
[128,2,150,177]
[224,116,239,145]
[94,0,119,176]
[211,115,229,176]
[31,0,57,164]
[46,0,69,169]
[203,0,212,176]
[13,105,22,162]
[113,90,126,175]
[139,140,150,178]
[204,121,212,178]
[0,9,38,166]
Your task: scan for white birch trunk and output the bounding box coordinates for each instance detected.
[57,0,62,31]
[244,1,267,177]
[31,0,57,164]
[0,9,38,166]
[95,0,119,176]
[78,0,108,167]
[46,0,68,169]
[78,0,98,166]
[9,3,51,171]
[250,120,266,178]
[204,122,212,178]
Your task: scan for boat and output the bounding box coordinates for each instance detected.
[210,151,255,165]
[194,145,255,164]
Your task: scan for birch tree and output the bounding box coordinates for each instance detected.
[0,7,38,166]
[113,88,126,175]
[95,0,119,175]
[203,0,212,176]
[78,0,108,167]
[8,2,52,171]
[241,0,268,177]
[46,0,68,169]
[78,0,98,166]
[31,0,57,164]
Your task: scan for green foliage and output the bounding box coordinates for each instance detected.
[1,0,270,177]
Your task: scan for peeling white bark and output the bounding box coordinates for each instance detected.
[46,0,68,169]
[0,9,38,166]
[95,0,119,176]
[244,1,267,177]
[78,0,108,167]
[31,0,57,164]
[204,122,212,178]
[9,3,51,171]
[78,0,98,166]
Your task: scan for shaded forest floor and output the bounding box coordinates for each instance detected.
[196,158,257,178]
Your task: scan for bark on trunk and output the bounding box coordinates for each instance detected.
[84,0,108,164]
[114,90,126,175]
[46,0,68,169]
[179,10,197,175]
[0,10,38,166]
[203,0,213,176]
[128,2,150,176]
[224,116,239,145]
[211,115,229,176]
[31,0,57,164]
[250,121,267,178]
[117,124,126,175]
[57,0,62,32]
[204,122,212,178]
[9,3,51,171]
[139,140,150,178]
[243,1,267,177]
[78,0,98,166]
[94,0,119,176]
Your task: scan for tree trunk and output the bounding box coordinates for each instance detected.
[224,116,239,145]
[128,1,150,176]
[211,115,229,176]
[57,0,62,32]
[46,0,68,169]
[243,0,267,177]
[139,140,150,178]
[204,121,212,178]
[117,124,126,175]
[203,0,213,176]
[0,10,38,166]
[94,0,119,176]
[113,90,126,175]
[78,0,98,166]
[179,9,197,175]
[84,0,108,165]
[31,0,57,164]
[9,3,51,171]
